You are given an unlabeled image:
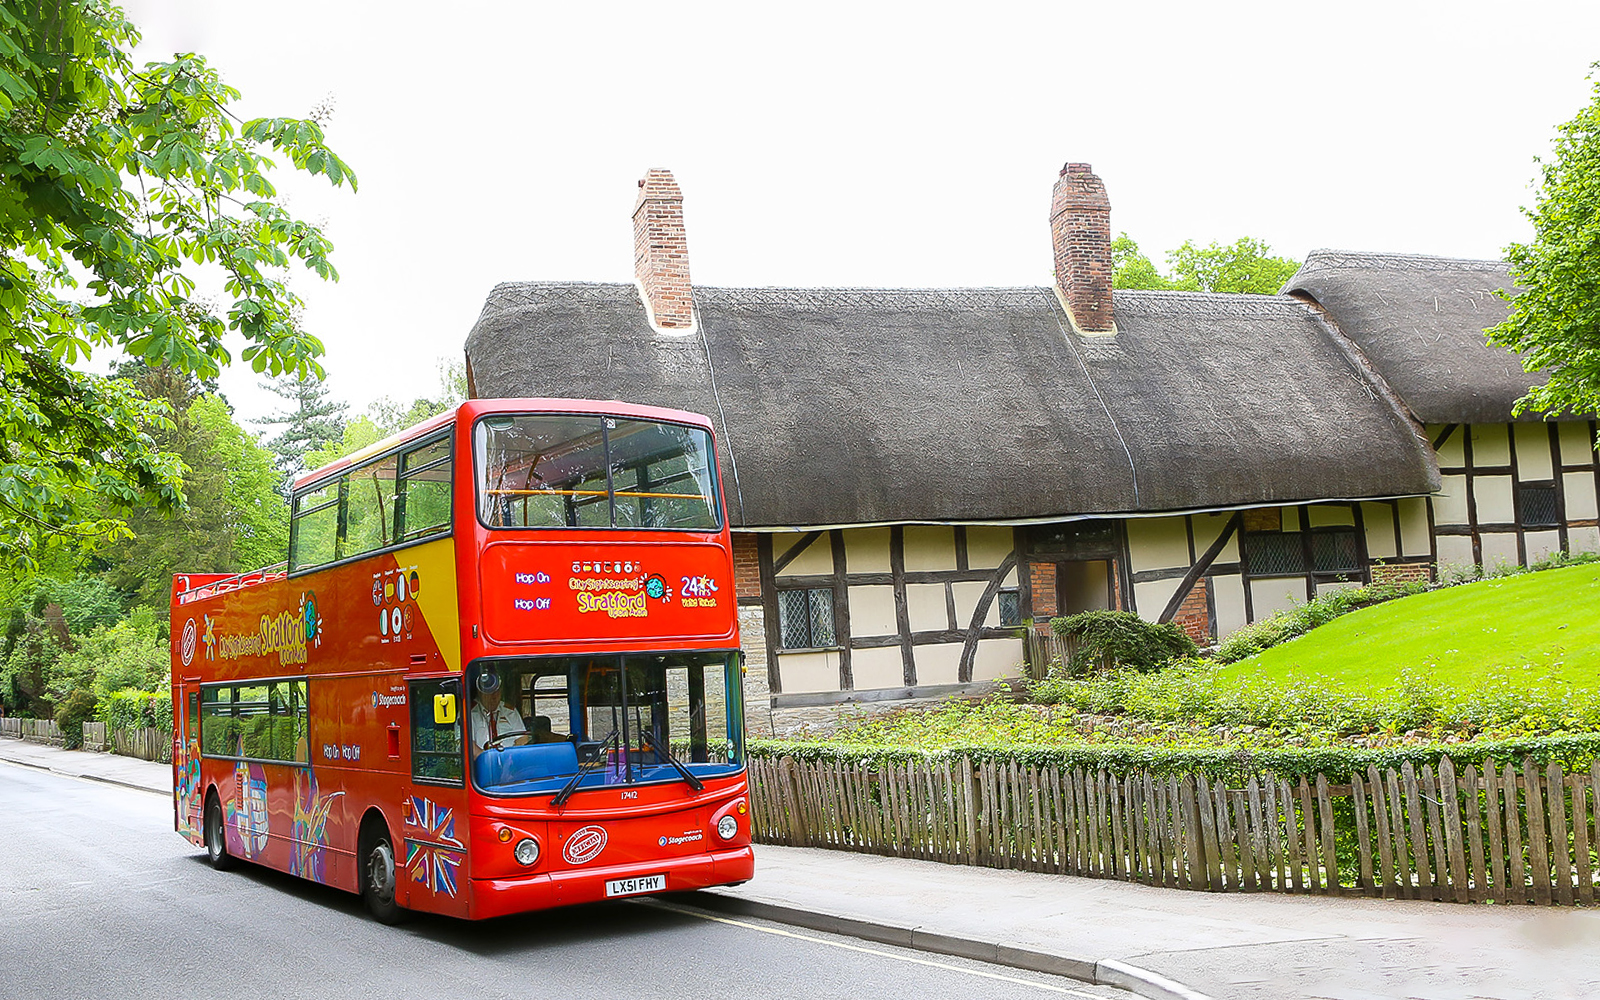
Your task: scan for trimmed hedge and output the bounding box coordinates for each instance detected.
[748,734,1600,782]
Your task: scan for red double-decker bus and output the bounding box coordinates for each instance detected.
[169,398,753,922]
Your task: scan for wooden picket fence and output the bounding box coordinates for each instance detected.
[747,753,1600,906]
[112,727,171,763]
[0,717,64,746]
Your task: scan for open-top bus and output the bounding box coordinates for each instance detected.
[169,398,752,921]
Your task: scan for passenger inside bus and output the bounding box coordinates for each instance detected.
[470,672,529,750]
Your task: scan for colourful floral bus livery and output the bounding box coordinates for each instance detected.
[171,399,752,922]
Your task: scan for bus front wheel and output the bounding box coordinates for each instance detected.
[204,793,235,871]
[361,827,407,924]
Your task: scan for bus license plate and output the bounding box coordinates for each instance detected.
[605,874,666,898]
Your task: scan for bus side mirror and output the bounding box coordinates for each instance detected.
[434,693,457,725]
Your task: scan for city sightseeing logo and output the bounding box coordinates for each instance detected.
[216,592,323,666]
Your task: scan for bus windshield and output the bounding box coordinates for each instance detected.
[476,414,719,531]
[468,651,743,796]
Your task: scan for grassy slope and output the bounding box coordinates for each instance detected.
[1214,563,1600,693]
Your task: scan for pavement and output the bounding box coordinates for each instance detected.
[5,736,1599,1000]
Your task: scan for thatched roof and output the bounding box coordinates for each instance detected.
[1285,251,1541,424]
[464,282,1438,528]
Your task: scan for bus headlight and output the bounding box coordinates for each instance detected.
[514,838,540,866]
[716,815,738,841]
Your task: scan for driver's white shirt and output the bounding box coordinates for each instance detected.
[470,702,526,749]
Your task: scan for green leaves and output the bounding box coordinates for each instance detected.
[0,0,355,572]
[1489,65,1600,420]
[1112,233,1301,294]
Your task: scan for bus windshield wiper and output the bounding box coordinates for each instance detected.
[644,730,704,792]
[553,728,618,807]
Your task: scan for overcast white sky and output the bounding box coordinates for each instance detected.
[120,0,1600,427]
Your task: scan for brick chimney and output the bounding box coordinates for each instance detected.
[633,168,694,330]
[1049,162,1115,334]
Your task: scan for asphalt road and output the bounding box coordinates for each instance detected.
[0,763,1131,1000]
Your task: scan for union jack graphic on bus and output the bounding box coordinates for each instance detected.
[404,795,465,898]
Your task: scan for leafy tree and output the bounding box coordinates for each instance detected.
[0,1,355,573]
[1111,234,1186,291]
[1488,66,1600,419]
[98,367,287,606]
[256,371,347,480]
[1167,237,1301,294]
[1111,233,1300,294]
[0,572,120,714]
[301,358,468,470]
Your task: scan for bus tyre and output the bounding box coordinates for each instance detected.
[204,793,236,871]
[361,828,408,925]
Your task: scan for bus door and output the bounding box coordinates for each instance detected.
[402,676,470,917]
[175,680,203,841]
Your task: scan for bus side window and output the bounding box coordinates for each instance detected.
[398,437,452,543]
[411,678,464,786]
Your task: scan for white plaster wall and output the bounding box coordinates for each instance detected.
[913,643,963,686]
[1249,578,1303,619]
[1480,532,1520,571]
[847,585,898,636]
[903,526,957,572]
[1316,580,1361,597]
[1127,517,1190,573]
[1472,424,1511,466]
[1434,425,1464,467]
[1191,512,1238,562]
[1565,471,1599,521]
[1399,498,1433,556]
[843,527,890,573]
[1434,476,1470,525]
[777,650,838,694]
[1571,526,1600,554]
[965,526,1014,569]
[1436,534,1475,571]
[1526,530,1562,564]
[951,581,1000,629]
[1475,476,1515,524]
[1307,505,1355,528]
[1559,422,1595,466]
[971,638,1025,681]
[1361,502,1397,559]
[1514,423,1554,481]
[850,646,905,690]
[775,534,834,576]
[1133,578,1181,621]
[1210,574,1248,637]
[905,583,949,632]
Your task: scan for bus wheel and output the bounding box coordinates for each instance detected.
[204,793,235,871]
[361,828,407,924]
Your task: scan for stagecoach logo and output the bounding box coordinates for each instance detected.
[658,830,703,847]
[180,618,197,667]
[372,691,407,708]
[563,825,608,865]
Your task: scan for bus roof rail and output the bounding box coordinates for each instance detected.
[175,562,290,605]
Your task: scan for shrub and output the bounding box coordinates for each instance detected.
[1050,610,1197,674]
[53,688,97,749]
[98,689,173,733]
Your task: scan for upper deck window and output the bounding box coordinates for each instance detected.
[476,415,720,531]
[289,430,454,574]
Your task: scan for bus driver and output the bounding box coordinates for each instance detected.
[471,671,530,750]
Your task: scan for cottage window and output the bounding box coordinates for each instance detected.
[1518,483,1560,528]
[1310,529,1361,574]
[1242,532,1305,576]
[997,588,1021,627]
[777,588,836,650]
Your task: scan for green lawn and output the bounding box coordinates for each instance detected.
[1215,563,1600,694]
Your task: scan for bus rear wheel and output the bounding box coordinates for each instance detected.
[361,828,408,924]
[204,793,235,871]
